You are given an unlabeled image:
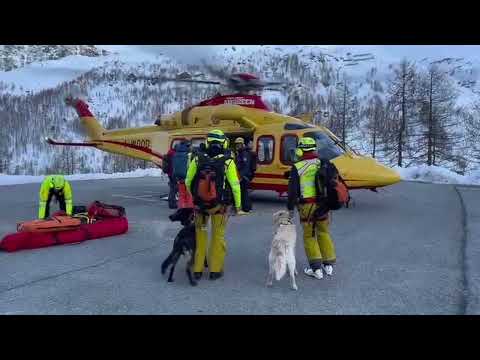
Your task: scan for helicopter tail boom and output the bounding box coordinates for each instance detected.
[67,98,105,140]
[45,137,99,147]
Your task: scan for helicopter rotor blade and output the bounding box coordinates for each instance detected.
[126,73,222,86]
[173,79,222,85]
[126,73,168,83]
[263,87,285,92]
[201,60,231,81]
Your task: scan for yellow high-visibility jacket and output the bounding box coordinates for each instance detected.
[38,176,73,219]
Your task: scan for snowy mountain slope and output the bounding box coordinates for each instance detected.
[0,46,169,95]
[0,45,479,177]
[0,45,109,72]
[0,55,114,95]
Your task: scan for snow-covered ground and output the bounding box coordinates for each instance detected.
[1,165,479,187]
[0,168,166,186]
[396,165,480,185]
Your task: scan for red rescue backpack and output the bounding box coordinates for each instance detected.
[315,160,350,210]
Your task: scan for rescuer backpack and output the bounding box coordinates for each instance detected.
[315,160,349,211]
[172,143,190,180]
[192,153,229,210]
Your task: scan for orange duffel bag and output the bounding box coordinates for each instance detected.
[17,216,82,233]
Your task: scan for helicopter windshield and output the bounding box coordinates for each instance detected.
[304,131,344,160]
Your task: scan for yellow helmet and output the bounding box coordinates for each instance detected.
[298,137,316,152]
[295,137,317,159]
[234,137,245,145]
[207,129,228,149]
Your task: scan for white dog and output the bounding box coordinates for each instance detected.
[267,210,298,290]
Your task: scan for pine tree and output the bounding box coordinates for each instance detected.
[415,64,460,168]
[330,75,358,146]
[363,95,386,159]
[384,59,417,167]
[463,104,480,166]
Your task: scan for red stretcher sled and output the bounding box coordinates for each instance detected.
[0,202,129,253]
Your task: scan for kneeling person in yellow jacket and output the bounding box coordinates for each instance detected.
[186,129,245,281]
[39,175,73,219]
[287,137,336,280]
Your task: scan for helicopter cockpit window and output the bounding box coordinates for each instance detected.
[257,136,274,165]
[304,131,344,160]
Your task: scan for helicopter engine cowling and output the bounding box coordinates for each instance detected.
[155,104,257,131]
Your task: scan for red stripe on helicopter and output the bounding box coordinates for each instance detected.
[98,140,164,160]
[74,100,94,117]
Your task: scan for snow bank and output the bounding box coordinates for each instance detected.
[0,168,166,186]
[2,164,480,187]
[395,165,480,185]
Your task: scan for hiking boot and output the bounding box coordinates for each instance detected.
[209,272,223,280]
[323,264,334,276]
[304,267,323,280]
[194,272,203,280]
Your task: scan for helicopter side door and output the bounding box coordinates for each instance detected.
[251,134,291,193]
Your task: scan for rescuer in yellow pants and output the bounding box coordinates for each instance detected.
[287,137,336,280]
[185,130,245,281]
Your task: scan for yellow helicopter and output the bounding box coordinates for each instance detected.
[47,71,401,195]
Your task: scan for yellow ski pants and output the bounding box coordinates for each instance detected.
[193,210,229,273]
[298,203,336,270]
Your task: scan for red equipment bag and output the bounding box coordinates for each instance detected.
[177,181,194,209]
[88,201,126,219]
[0,217,129,253]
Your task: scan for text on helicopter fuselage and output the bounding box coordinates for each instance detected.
[125,139,151,149]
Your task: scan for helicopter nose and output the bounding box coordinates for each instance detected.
[372,163,402,186]
[331,155,401,188]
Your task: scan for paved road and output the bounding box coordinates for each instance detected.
[0,177,478,314]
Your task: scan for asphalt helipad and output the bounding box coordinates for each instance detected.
[0,178,478,314]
